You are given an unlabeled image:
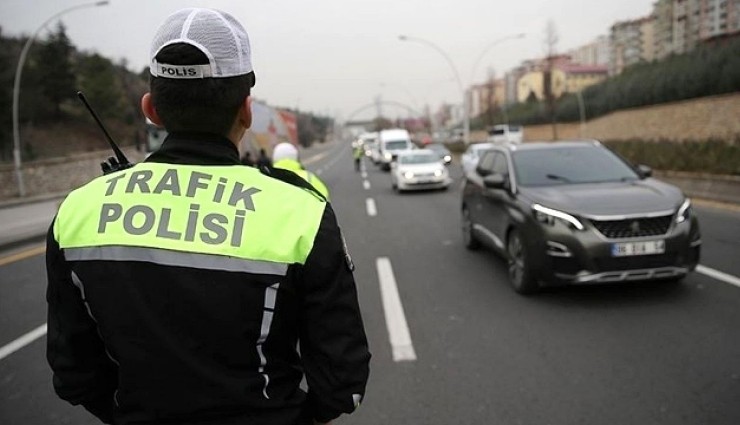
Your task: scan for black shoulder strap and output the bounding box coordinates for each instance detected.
[259,165,327,202]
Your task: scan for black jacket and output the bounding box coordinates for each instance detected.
[46,133,370,424]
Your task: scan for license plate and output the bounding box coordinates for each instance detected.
[611,240,665,257]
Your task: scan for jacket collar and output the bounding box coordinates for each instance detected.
[273,158,304,172]
[145,132,241,166]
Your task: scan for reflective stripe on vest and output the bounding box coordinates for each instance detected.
[54,163,326,267]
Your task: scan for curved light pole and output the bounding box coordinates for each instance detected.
[399,33,525,145]
[469,34,525,85]
[12,0,109,197]
[576,89,586,138]
[468,33,525,130]
[398,35,468,145]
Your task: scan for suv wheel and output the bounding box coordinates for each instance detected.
[462,207,481,250]
[507,228,538,294]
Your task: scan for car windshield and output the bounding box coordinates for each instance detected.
[512,145,640,186]
[399,153,439,164]
[385,140,409,150]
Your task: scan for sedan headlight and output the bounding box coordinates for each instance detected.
[676,198,691,224]
[434,169,443,177]
[532,204,585,231]
[403,171,415,179]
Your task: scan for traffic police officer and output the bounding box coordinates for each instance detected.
[46,8,370,425]
[271,142,330,200]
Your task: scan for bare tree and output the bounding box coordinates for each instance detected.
[485,67,496,127]
[543,19,559,140]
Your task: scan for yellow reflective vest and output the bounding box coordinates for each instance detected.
[272,158,330,201]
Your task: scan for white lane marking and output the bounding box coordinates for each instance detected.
[366,198,377,217]
[302,151,330,165]
[303,142,348,175]
[696,265,740,288]
[363,180,371,190]
[361,171,368,178]
[0,323,47,361]
[376,258,417,362]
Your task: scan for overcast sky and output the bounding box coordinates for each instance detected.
[1,0,652,120]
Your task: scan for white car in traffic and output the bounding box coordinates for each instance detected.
[391,149,452,192]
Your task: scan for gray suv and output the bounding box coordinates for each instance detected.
[461,141,701,294]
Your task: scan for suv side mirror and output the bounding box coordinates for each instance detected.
[483,173,508,190]
[476,165,491,177]
[637,164,653,178]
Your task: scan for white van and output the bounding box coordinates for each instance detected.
[378,128,414,171]
[486,124,523,144]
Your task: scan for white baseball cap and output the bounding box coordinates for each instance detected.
[149,8,254,79]
[272,143,299,162]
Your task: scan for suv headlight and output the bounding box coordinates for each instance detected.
[384,152,392,160]
[676,198,691,224]
[533,204,584,231]
[403,171,415,179]
[434,169,443,177]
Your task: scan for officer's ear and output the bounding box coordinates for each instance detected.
[141,93,163,126]
[237,96,253,129]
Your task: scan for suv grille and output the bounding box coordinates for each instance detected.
[590,215,673,239]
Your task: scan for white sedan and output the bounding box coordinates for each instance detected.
[391,149,452,192]
[460,142,494,176]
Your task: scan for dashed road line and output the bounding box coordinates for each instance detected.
[0,323,47,361]
[363,180,371,190]
[376,257,416,362]
[366,198,377,217]
[696,265,740,288]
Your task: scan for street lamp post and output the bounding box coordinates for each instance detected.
[469,33,526,86]
[576,89,587,138]
[399,33,524,145]
[12,1,109,197]
[468,34,525,129]
[398,35,468,145]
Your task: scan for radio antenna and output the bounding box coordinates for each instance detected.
[76,91,131,170]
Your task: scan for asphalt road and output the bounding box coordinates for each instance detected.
[1,140,739,424]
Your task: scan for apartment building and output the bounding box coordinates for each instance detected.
[568,35,610,66]
[516,56,608,102]
[655,0,740,57]
[469,78,506,119]
[609,16,656,75]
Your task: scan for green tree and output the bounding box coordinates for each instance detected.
[38,22,75,118]
[76,53,125,120]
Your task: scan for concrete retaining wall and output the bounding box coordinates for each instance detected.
[0,147,146,200]
[654,171,740,205]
